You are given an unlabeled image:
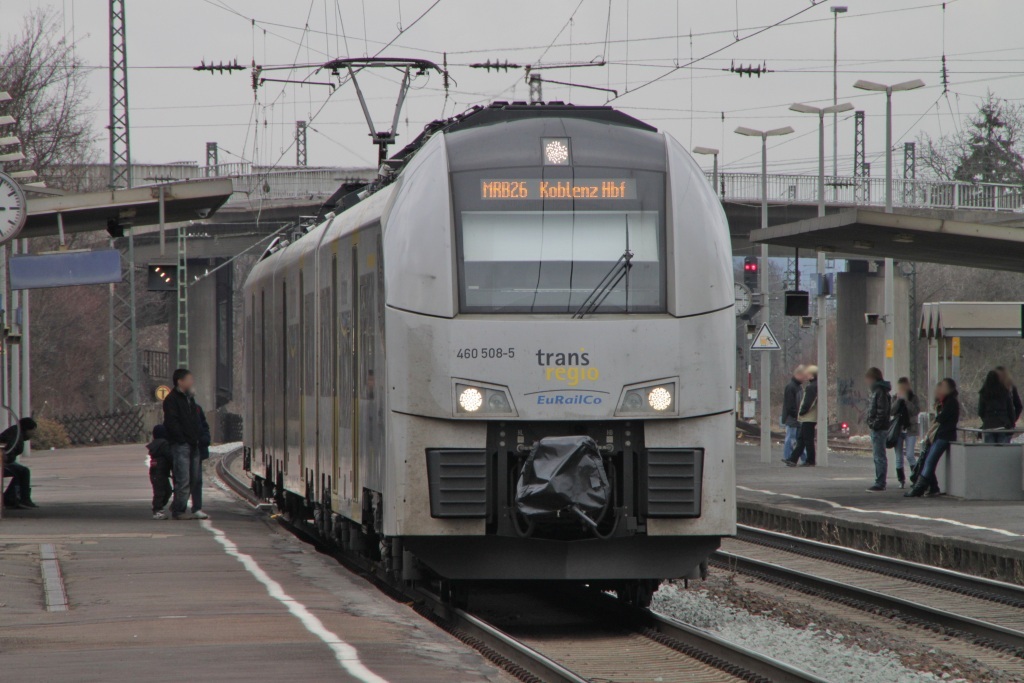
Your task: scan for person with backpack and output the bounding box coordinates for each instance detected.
[147,425,173,520]
[906,378,960,498]
[865,367,892,492]
[891,378,920,488]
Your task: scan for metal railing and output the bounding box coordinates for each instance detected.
[709,172,1024,212]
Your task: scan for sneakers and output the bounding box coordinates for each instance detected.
[784,460,797,467]
[153,510,169,520]
[172,512,195,521]
[192,510,210,520]
[866,485,886,492]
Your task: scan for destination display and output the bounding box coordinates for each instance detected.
[480,179,637,200]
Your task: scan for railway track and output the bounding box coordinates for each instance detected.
[215,451,824,683]
[716,525,1024,661]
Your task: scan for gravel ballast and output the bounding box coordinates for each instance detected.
[653,581,967,683]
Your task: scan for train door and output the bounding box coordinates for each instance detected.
[335,243,355,517]
[302,267,318,501]
[350,244,360,513]
[281,280,288,482]
[257,290,266,467]
[298,269,306,489]
[330,252,341,510]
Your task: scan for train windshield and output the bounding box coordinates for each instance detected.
[459,210,664,314]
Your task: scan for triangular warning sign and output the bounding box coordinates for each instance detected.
[750,322,781,351]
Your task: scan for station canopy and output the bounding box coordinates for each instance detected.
[24,178,234,239]
[749,208,1024,272]
[919,302,1024,339]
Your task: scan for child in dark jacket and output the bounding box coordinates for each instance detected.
[148,424,173,520]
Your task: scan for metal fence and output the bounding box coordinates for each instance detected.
[710,172,1024,212]
[57,408,145,445]
[141,350,169,382]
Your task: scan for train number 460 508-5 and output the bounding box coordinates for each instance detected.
[456,347,515,360]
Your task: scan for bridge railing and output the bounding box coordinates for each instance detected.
[708,172,1024,212]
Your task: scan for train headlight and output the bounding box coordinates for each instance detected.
[459,387,484,412]
[615,380,678,416]
[454,381,517,417]
[647,386,673,411]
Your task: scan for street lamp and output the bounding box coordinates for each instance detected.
[693,146,720,196]
[790,103,854,217]
[735,124,794,464]
[789,101,853,467]
[852,79,925,213]
[853,78,924,386]
[831,6,848,178]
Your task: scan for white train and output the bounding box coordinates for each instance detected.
[243,102,735,605]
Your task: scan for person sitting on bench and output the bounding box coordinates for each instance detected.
[2,418,38,509]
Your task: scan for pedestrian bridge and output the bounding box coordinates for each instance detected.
[711,171,1024,213]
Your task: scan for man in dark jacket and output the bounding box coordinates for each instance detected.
[781,366,805,464]
[2,418,38,509]
[164,368,202,520]
[864,367,892,492]
[996,366,1023,429]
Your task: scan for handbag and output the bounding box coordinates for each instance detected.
[885,418,901,449]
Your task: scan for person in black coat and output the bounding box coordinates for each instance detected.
[2,418,38,509]
[978,370,1014,444]
[163,368,203,520]
[996,366,1023,429]
[781,366,805,464]
[864,367,892,492]
[906,378,960,498]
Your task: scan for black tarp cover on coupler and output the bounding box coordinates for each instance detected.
[515,436,610,524]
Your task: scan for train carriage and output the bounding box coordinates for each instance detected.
[243,102,735,603]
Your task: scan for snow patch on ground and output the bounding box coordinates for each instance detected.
[653,583,964,683]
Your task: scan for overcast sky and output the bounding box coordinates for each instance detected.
[2,0,1022,176]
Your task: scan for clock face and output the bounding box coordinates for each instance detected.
[735,282,753,317]
[0,172,27,243]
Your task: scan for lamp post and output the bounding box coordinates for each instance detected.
[735,125,794,464]
[693,146,720,196]
[830,6,848,179]
[789,102,853,467]
[853,79,925,383]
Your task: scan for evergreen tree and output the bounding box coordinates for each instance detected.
[917,93,1024,184]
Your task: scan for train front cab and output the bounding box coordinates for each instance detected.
[382,109,737,588]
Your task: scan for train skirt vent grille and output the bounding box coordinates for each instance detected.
[641,448,703,518]
[426,449,488,518]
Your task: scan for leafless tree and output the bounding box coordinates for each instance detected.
[0,6,97,190]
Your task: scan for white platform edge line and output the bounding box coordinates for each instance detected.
[737,485,1024,539]
[201,520,390,683]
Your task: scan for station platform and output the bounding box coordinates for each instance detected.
[736,442,1024,583]
[0,444,509,683]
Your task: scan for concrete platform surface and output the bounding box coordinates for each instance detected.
[736,442,1024,581]
[0,444,509,683]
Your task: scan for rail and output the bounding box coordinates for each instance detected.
[708,171,1024,212]
[717,525,1024,657]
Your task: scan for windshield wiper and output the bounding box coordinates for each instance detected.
[572,250,632,319]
